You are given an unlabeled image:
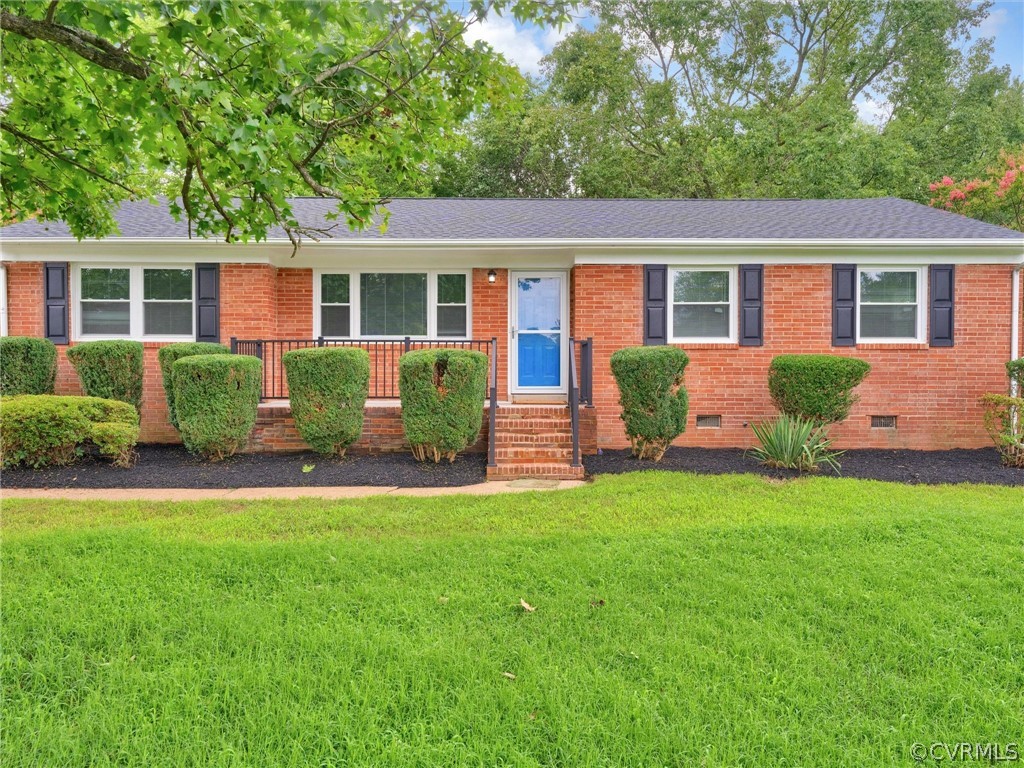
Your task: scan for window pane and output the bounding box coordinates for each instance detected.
[437,306,467,337]
[321,274,349,304]
[674,271,729,303]
[82,301,130,335]
[360,273,427,336]
[860,271,916,303]
[860,304,917,338]
[321,305,351,337]
[144,269,192,300]
[81,268,129,300]
[438,274,466,304]
[144,302,192,335]
[673,304,730,338]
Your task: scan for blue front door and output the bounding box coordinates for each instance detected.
[514,273,564,390]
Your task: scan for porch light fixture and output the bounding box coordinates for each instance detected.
[487,269,497,284]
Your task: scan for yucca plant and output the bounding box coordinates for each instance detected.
[747,414,844,473]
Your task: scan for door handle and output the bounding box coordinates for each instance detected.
[511,327,516,339]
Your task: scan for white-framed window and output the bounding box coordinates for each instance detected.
[313,270,472,339]
[73,265,194,341]
[857,267,925,343]
[669,267,737,343]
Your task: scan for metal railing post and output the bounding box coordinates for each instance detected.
[488,337,498,468]
[568,337,581,468]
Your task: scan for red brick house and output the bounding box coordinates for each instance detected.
[2,197,1022,478]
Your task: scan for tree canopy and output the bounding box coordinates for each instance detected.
[436,0,1024,203]
[0,0,568,246]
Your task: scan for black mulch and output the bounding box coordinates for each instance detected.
[1,444,488,489]
[584,447,1024,487]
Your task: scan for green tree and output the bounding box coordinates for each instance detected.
[0,0,568,247]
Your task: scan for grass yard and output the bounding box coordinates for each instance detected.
[3,473,1022,766]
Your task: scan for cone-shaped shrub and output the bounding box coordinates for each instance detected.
[66,340,144,410]
[0,394,138,468]
[399,348,487,463]
[283,347,369,457]
[172,354,262,461]
[158,342,231,428]
[768,354,871,424]
[0,336,57,395]
[610,346,689,461]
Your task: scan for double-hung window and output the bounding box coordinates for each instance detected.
[76,266,194,340]
[670,268,736,343]
[857,268,924,343]
[315,271,470,339]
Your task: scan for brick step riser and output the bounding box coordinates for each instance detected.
[487,466,584,480]
[495,451,573,461]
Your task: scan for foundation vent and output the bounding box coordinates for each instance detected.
[870,415,897,429]
[696,415,722,429]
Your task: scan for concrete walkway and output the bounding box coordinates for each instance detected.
[3,478,587,502]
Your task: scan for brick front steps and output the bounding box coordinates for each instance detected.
[246,400,596,481]
[485,404,586,481]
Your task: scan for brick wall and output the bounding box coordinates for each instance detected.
[471,267,509,399]
[572,263,1022,450]
[246,402,489,454]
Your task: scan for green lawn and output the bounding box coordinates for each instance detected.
[3,473,1022,767]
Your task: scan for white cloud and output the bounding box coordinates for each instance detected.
[855,94,892,127]
[976,6,1008,39]
[463,14,577,76]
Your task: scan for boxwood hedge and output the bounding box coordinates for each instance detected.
[0,394,139,468]
[0,336,57,396]
[610,346,689,461]
[157,342,231,428]
[399,349,487,463]
[282,347,369,456]
[66,340,144,410]
[768,354,871,424]
[172,354,262,461]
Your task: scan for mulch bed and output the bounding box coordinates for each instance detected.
[3,444,1020,490]
[584,447,1024,487]
[1,444,488,489]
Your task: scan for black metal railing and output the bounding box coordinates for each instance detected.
[231,336,496,401]
[568,337,595,468]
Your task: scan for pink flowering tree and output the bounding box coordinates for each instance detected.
[928,147,1024,233]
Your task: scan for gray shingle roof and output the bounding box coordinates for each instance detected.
[2,197,1022,241]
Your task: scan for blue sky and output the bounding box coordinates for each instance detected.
[463,1,1023,79]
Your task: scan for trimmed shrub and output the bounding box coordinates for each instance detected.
[747,414,844,473]
[0,336,57,396]
[283,347,369,457]
[0,395,138,468]
[1007,359,1024,393]
[981,393,1024,467]
[172,354,262,461]
[66,340,144,410]
[399,349,487,463]
[158,342,231,428]
[768,355,871,424]
[610,346,689,461]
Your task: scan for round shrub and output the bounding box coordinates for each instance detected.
[283,347,369,457]
[66,340,144,410]
[0,336,57,396]
[0,395,138,468]
[610,346,689,461]
[768,354,871,424]
[399,349,487,463]
[172,354,262,461]
[157,342,231,428]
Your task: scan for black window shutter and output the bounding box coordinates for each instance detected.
[195,263,220,343]
[738,264,764,346]
[644,265,667,345]
[43,262,69,344]
[929,265,955,347]
[832,264,856,347]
